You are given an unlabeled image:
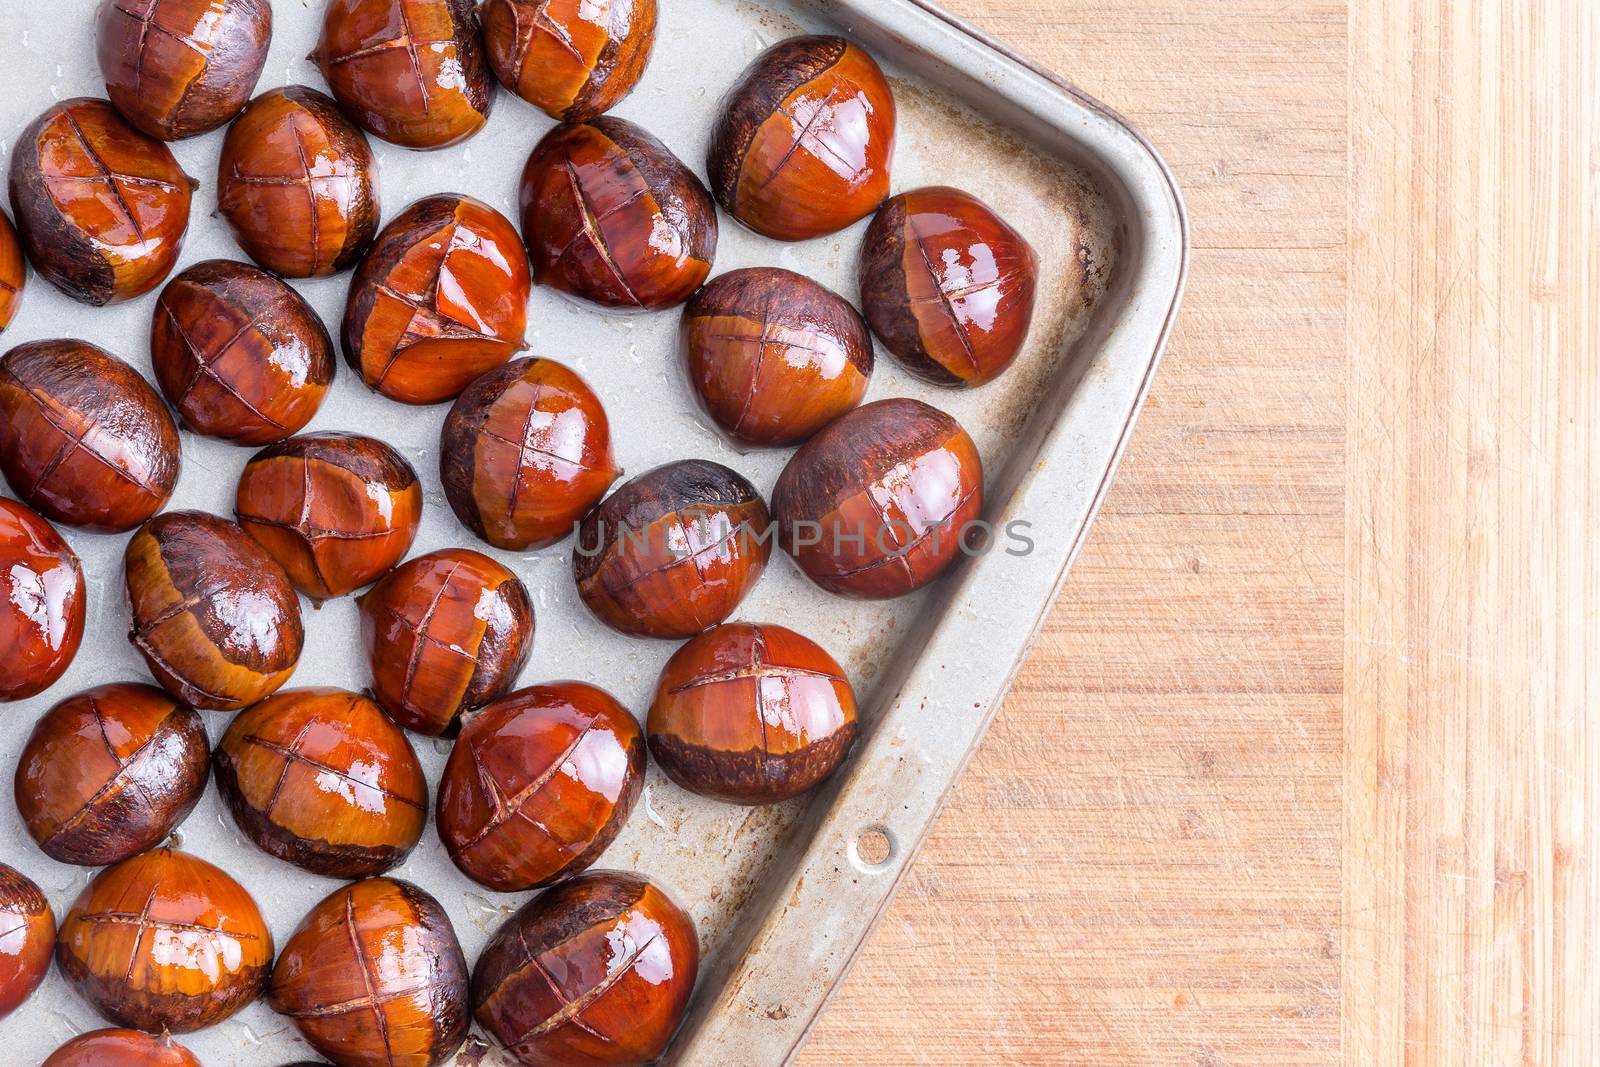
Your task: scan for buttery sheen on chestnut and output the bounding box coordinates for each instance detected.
[0,864,54,1021]
[0,499,84,702]
[0,208,25,333]
[482,0,657,121]
[44,1031,201,1067]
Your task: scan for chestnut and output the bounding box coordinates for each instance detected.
[44,1031,200,1067]
[269,878,469,1067]
[125,510,305,711]
[574,459,771,639]
[153,260,336,446]
[772,398,984,599]
[440,357,619,551]
[314,0,495,150]
[0,499,84,702]
[97,0,272,140]
[15,683,209,867]
[681,267,873,448]
[234,433,423,600]
[0,864,54,1021]
[472,872,698,1066]
[520,118,717,311]
[707,35,896,242]
[437,682,645,892]
[358,549,533,736]
[57,848,273,1033]
[218,87,380,278]
[0,207,24,333]
[344,194,530,405]
[481,0,657,122]
[8,98,194,305]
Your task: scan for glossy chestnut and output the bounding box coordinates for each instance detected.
[215,687,428,878]
[97,0,272,140]
[574,459,771,639]
[125,510,304,711]
[482,0,657,122]
[44,1030,201,1067]
[438,682,644,892]
[8,98,194,305]
[57,848,273,1033]
[0,499,84,702]
[0,207,24,332]
[234,433,423,600]
[0,864,54,1021]
[15,683,209,866]
[270,878,469,1067]
[773,398,984,599]
[472,872,699,1067]
[441,357,619,550]
[218,86,380,278]
[153,260,336,446]
[681,267,873,448]
[358,549,533,736]
[520,117,716,311]
[707,35,896,241]
[344,194,530,405]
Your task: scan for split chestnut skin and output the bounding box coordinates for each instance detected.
[482,0,657,121]
[0,864,54,1021]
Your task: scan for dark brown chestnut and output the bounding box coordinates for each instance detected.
[344,194,530,405]
[520,117,717,311]
[44,1030,200,1067]
[481,0,657,121]
[8,98,195,305]
[96,0,273,140]
[15,683,209,866]
[218,86,380,278]
[234,432,423,600]
[214,687,428,878]
[358,549,534,736]
[472,872,698,1066]
[681,267,873,448]
[0,207,24,333]
[574,459,771,639]
[125,510,305,711]
[152,259,336,446]
[0,864,54,1021]
[57,848,273,1033]
[707,35,896,242]
[269,878,469,1067]
[437,681,644,892]
[772,398,984,599]
[0,499,84,702]
[441,357,619,551]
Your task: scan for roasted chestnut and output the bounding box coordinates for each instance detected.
[0,864,54,1021]
[681,267,872,447]
[97,0,272,140]
[8,98,194,305]
[44,1030,200,1067]
[269,878,469,1067]
[481,0,657,121]
[707,35,896,241]
[441,357,619,550]
[773,398,983,599]
[520,118,717,311]
[57,848,273,1033]
[125,510,304,711]
[152,260,336,446]
[437,682,644,892]
[0,207,24,333]
[314,0,495,150]
[15,683,209,866]
[218,86,380,278]
[574,459,771,639]
[358,549,533,736]
[0,499,84,702]
[344,194,529,405]
[234,433,423,600]
[472,872,698,1066]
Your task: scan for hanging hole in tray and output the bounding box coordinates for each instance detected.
[849,825,896,873]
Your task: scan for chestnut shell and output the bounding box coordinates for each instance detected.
[481,0,658,121]
[44,1031,201,1067]
[0,498,85,702]
[0,207,25,333]
[0,863,54,1022]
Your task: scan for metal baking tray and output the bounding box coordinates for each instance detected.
[0,0,1186,1063]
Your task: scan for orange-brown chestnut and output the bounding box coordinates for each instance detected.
[234,433,423,600]
[520,118,717,311]
[772,398,984,599]
[472,872,699,1066]
[437,682,644,892]
[15,683,208,866]
[707,36,896,242]
[344,194,530,405]
[214,687,428,878]
[97,0,272,141]
[0,864,54,1021]
[482,0,657,122]
[44,1031,200,1067]
[441,357,619,551]
[57,848,273,1033]
[0,499,84,702]
[0,207,24,333]
[681,267,873,448]
[358,549,534,736]
[125,510,304,711]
